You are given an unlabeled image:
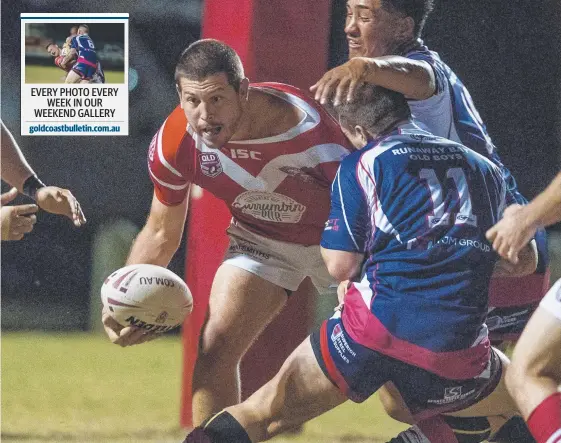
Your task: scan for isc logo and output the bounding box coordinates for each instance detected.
[229,148,261,160]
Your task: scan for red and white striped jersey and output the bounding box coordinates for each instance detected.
[148,82,352,246]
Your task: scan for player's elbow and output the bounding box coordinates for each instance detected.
[321,248,362,281]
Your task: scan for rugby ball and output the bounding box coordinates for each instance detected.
[101,264,193,333]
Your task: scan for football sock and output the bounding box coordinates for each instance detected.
[489,415,536,442]
[527,392,561,443]
[442,415,492,443]
[183,411,252,443]
[387,416,459,443]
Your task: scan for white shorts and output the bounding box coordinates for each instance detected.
[223,221,336,294]
[540,278,561,321]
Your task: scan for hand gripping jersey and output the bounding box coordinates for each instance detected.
[321,122,506,379]
[148,83,352,246]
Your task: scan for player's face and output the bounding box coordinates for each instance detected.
[47,44,60,56]
[177,73,248,149]
[345,0,411,58]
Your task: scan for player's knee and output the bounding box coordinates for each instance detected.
[379,388,414,424]
[197,326,241,366]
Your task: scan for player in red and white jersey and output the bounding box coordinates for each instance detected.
[487,171,561,443]
[101,39,352,426]
[148,81,348,246]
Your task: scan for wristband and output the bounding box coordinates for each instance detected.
[22,175,46,200]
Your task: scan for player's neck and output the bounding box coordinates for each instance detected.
[230,88,304,142]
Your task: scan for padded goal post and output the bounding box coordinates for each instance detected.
[181,0,333,427]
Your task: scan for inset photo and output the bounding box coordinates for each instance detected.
[25,22,125,84]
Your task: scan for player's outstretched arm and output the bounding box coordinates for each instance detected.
[103,191,189,347]
[310,56,435,106]
[486,171,561,263]
[126,191,189,267]
[1,121,86,226]
[1,120,36,191]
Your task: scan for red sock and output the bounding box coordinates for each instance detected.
[417,416,459,443]
[527,392,561,443]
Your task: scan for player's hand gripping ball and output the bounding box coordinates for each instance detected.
[101,264,193,334]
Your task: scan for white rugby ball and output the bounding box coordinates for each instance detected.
[101,264,193,333]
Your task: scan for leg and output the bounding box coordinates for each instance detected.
[226,337,347,441]
[506,299,561,443]
[378,382,415,424]
[65,70,82,83]
[191,264,288,425]
[507,306,561,418]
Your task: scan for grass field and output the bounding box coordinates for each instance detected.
[1,333,407,443]
[25,65,125,84]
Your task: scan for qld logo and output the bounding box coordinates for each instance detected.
[198,152,223,178]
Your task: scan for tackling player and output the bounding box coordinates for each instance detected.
[182,84,537,443]
[487,172,561,443]
[101,39,352,426]
[46,42,104,84]
[0,120,86,240]
[63,24,102,84]
[311,2,548,438]
[312,0,549,347]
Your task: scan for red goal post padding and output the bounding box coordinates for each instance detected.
[181,0,332,427]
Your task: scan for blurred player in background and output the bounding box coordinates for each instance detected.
[183,84,537,443]
[63,24,103,84]
[101,39,352,425]
[0,121,86,240]
[487,171,561,443]
[312,2,549,439]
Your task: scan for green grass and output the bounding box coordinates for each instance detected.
[1,333,406,442]
[25,65,124,84]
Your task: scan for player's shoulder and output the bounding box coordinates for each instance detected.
[250,81,326,118]
[153,106,190,156]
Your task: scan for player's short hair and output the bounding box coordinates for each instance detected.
[382,0,435,38]
[78,24,89,33]
[45,42,56,50]
[326,84,410,135]
[175,39,245,92]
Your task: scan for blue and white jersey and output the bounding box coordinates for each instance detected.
[321,121,506,379]
[406,42,525,205]
[71,34,98,66]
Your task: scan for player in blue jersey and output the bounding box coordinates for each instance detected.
[63,24,101,84]
[182,85,537,443]
[311,0,550,349]
[312,2,549,439]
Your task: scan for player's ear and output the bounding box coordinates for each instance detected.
[239,78,250,101]
[355,125,370,146]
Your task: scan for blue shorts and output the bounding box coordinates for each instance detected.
[310,314,502,420]
[72,63,97,80]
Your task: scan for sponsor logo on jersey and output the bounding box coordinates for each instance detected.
[444,386,462,399]
[198,152,223,178]
[232,191,306,223]
[324,218,340,232]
